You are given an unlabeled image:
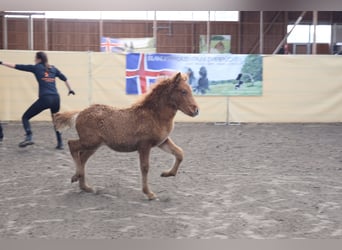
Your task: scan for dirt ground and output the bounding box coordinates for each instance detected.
[1,121,342,239]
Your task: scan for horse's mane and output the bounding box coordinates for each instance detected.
[133,77,175,110]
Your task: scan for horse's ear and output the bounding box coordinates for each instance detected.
[173,72,182,85]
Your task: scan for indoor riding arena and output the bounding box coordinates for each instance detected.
[1,10,342,240]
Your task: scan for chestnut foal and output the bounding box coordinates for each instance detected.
[54,73,199,200]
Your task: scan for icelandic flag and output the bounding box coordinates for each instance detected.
[125,53,176,95]
[100,37,125,53]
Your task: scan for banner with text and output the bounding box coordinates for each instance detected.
[126,53,263,96]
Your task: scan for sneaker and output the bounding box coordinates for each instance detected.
[56,144,64,150]
[19,138,34,148]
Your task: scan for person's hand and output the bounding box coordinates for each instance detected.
[68,90,75,96]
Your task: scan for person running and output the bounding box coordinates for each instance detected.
[0,51,75,149]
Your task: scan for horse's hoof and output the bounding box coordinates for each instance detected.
[71,174,80,183]
[161,172,175,177]
[81,186,94,193]
[147,192,157,200]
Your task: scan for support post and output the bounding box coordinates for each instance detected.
[28,15,34,50]
[99,12,103,51]
[153,11,157,51]
[237,11,242,54]
[226,96,230,124]
[259,11,264,54]
[206,11,211,53]
[2,15,7,49]
[44,17,48,50]
[312,11,318,55]
[88,52,93,105]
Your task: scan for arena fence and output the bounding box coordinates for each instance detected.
[1,50,342,123]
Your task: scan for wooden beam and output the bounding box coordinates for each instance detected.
[2,15,7,49]
[259,11,263,54]
[312,11,318,54]
[0,12,44,16]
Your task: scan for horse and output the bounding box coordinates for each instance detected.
[53,72,199,200]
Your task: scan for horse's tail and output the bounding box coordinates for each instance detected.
[53,111,80,132]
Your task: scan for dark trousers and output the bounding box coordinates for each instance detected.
[0,123,3,139]
[22,94,62,144]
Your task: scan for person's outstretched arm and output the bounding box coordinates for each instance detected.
[0,61,16,69]
[0,61,35,72]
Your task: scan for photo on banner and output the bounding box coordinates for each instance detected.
[126,53,263,96]
[200,35,231,54]
[101,37,156,53]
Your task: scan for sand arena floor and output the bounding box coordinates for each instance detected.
[1,122,342,239]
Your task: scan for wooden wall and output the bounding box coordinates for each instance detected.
[0,18,240,53]
[239,11,287,54]
[0,11,341,54]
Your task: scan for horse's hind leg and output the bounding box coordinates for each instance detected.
[158,138,184,177]
[68,139,82,183]
[68,139,96,192]
[77,149,97,192]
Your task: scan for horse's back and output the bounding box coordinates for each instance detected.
[75,103,174,153]
[75,104,140,150]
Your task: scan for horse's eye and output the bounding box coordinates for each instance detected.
[181,90,187,96]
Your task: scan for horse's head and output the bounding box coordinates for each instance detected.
[169,72,199,117]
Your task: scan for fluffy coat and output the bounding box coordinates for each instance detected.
[54,72,199,200]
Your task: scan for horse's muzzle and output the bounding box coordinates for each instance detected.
[192,108,199,117]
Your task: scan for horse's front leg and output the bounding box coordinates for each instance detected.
[158,138,184,177]
[138,146,156,200]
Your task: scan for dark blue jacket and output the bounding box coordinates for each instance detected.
[15,63,67,97]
